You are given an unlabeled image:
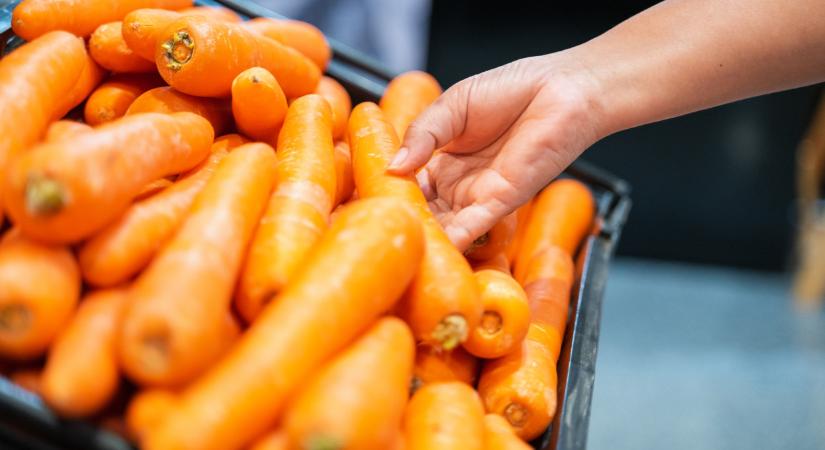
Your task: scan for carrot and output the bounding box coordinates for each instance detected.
[465,213,517,261]
[506,202,533,266]
[53,51,107,120]
[471,252,511,274]
[284,317,415,450]
[520,245,575,358]
[379,71,442,140]
[315,76,351,139]
[127,86,232,134]
[230,67,287,141]
[0,229,80,360]
[333,140,354,207]
[349,102,481,350]
[84,74,163,125]
[156,16,320,98]
[235,95,335,323]
[249,430,289,450]
[89,21,155,73]
[3,112,214,244]
[78,135,239,287]
[134,178,174,201]
[243,18,331,71]
[41,289,126,418]
[144,197,425,450]
[45,121,92,142]
[483,414,532,450]
[403,381,485,450]
[462,270,530,359]
[412,345,479,392]
[514,179,594,281]
[11,0,193,40]
[10,368,43,396]
[177,6,242,23]
[125,389,177,443]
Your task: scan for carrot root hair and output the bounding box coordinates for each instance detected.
[25,175,67,216]
[431,314,468,351]
[161,31,194,71]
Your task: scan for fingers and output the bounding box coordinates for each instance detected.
[440,199,512,251]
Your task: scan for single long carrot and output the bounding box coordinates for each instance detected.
[349,102,481,350]
[3,112,213,244]
[45,121,92,142]
[284,317,415,450]
[53,51,107,120]
[403,381,485,450]
[243,18,331,71]
[119,143,274,387]
[11,0,193,40]
[465,213,517,262]
[155,16,320,98]
[506,202,533,266]
[235,95,335,323]
[315,76,351,139]
[144,197,425,450]
[483,414,532,450]
[520,245,575,358]
[90,21,155,73]
[126,86,232,134]
[79,135,243,287]
[84,74,164,125]
[41,289,126,418]
[462,269,531,359]
[379,71,442,140]
[412,344,479,392]
[125,389,177,444]
[249,430,288,450]
[230,67,287,141]
[333,140,354,207]
[0,229,80,360]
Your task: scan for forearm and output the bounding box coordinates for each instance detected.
[567,0,825,137]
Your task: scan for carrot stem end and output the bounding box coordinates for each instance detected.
[25,174,67,216]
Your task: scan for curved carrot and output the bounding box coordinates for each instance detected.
[333,140,354,207]
[177,6,242,23]
[79,136,238,287]
[41,289,126,418]
[156,16,320,98]
[230,67,287,141]
[284,317,415,450]
[462,270,530,359]
[127,86,232,134]
[315,76,351,139]
[11,0,193,40]
[53,51,107,120]
[119,143,273,387]
[379,71,442,140]
[243,18,331,71]
[412,344,479,392]
[10,368,43,396]
[125,389,177,444]
[471,252,511,273]
[465,213,517,262]
[4,112,214,244]
[0,229,80,360]
[45,121,92,142]
[349,102,481,350]
[144,197,425,450]
[249,430,288,450]
[403,381,485,450]
[236,95,335,323]
[90,21,155,73]
[483,414,532,450]
[506,202,533,266]
[84,74,163,125]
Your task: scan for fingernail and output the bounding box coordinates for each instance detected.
[387,147,409,170]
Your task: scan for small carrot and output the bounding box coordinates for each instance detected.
[235,95,335,323]
[144,197,425,450]
[349,102,481,350]
[0,229,80,360]
[315,76,352,139]
[230,67,288,141]
[156,16,320,98]
[11,0,193,40]
[520,245,575,358]
[3,112,214,244]
[465,213,517,262]
[471,252,511,274]
[379,71,442,140]
[10,368,43,396]
[403,381,485,450]
[78,135,240,287]
[483,414,532,450]
[506,202,533,266]
[177,6,242,23]
[243,18,331,71]
[125,389,177,444]
[41,289,126,418]
[284,317,415,450]
[333,140,354,207]
[44,121,92,142]
[462,270,531,359]
[52,51,107,120]
[249,430,289,450]
[127,86,232,134]
[412,344,479,391]
[84,74,163,125]
[89,21,155,73]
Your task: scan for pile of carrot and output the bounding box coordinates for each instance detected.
[0,1,597,449]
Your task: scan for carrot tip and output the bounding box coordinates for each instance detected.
[431,314,468,351]
[304,434,344,450]
[162,31,194,71]
[25,174,68,216]
[504,402,529,428]
[0,304,32,333]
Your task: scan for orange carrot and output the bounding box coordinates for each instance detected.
[483,414,532,450]
[349,102,481,350]
[471,252,511,274]
[11,0,193,40]
[177,6,242,23]
[84,74,163,125]
[333,140,354,207]
[235,95,335,323]
[284,317,415,450]
[412,344,479,391]
[315,76,352,139]
[144,197,425,450]
[230,67,288,141]
[0,229,80,360]
[53,51,107,120]
[125,389,177,444]
[462,270,530,359]
[127,86,232,134]
[134,178,174,201]
[379,71,442,140]
[41,289,126,418]
[90,21,155,73]
[78,135,240,287]
[506,202,533,266]
[465,213,517,262]
[10,368,43,396]
[4,112,214,244]
[249,430,289,450]
[45,121,92,142]
[521,245,575,358]
[156,16,320,98]
[403,381,485,450]
[243,18,331,71]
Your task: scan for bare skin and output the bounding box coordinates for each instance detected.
[387,0,825,250]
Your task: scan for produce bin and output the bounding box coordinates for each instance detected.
[0,1,631,449]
